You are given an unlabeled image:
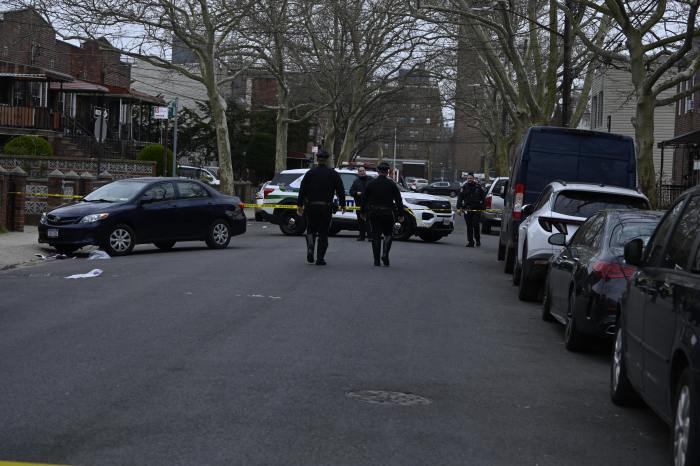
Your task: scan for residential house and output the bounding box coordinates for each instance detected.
[590,66,676,184]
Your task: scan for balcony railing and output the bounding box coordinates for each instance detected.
[0,105,62,131]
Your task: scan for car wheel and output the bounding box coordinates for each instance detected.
[482,221,492,235]
[102,224,135,256]
[54,245,78,255]
[673,368,699,466]
[392,215,414,241]
[542,271,555,322]
[278,210,305,236]
[497,235,505,261]
[610,325,637,405]
[512,259,521,285]
[154,241,176,251]
[418,232,442,242]
[564,289,586,351]
[518,244,540,301]
[504,240,515,274]
[206,219,231,249]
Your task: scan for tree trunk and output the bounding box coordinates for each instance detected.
[337,117,358,167]
[208,89,235,195]
[275,103,289,173]
[632,94,657,206]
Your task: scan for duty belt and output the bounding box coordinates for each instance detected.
[308,201,331,206]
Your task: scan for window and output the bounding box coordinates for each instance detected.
[663,196,700,271]
[176,181,209,199]
[143,182,175,201]
[610,220,660,253]
[270,173,302,186]
[591,96,598,129]
[340,173,358,193]
[597,91,604,128]
[426,117,431,124]
[533,186,553,211]
[410,117,415,124]
[646,200,686,266]
[686,76,696,113]
[2,46,7,57]
[552,191,649,218]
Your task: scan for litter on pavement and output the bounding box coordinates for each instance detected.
[65,269,103,279]
[88,250,111,260]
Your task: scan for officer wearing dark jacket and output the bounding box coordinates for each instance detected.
[456,173,485,247]
[361,162,404,266]
[349,166,371,241]
[297,150,346,265]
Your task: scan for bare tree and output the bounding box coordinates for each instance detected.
[25,0,257,195]
[567,0,700,205]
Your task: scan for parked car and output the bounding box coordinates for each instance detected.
[177,165,220,186]
[38,178,246,256]
[611,187,700,466]
[405,177,429,191]
[499,126,638,274]
[254,171,309,222]
[420,181,460,197]
[542,209,663,351]
[482,176,508,234]
[514,181,649,301]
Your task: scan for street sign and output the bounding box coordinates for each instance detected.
[312,146,319,154]
[154,106,169,120]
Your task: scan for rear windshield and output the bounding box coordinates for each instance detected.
[553,191,648,218]
[271,173,303,186]
[522,131,635,200]
[610,220,661,251]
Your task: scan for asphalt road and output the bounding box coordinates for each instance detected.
[0,219,669,466]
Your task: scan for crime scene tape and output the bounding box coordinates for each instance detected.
[241,203,501,214]
[8,192,84,199]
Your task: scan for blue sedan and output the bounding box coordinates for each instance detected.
[38,177,246,256]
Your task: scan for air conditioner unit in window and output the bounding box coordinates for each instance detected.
[689,99,695,110]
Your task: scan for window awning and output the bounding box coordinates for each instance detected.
[0,61,74,82]
[49,80,109,93]
[658,128,700,148]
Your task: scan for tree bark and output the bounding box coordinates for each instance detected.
[632,93,657,206]
[275,91,289,173]
[207,88,235,196]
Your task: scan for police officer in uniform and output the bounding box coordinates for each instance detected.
[350,166,371,241]
[297,150,346,265]
[456,172,486,247]
[362,162,404,266]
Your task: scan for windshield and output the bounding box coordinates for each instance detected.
[83,181,144,202]
[271,173,303,186]
[610,220,661,252]
[553,191,648,218]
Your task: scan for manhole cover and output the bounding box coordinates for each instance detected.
[346,390,432,406]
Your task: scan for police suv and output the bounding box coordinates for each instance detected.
[257,168,455,242]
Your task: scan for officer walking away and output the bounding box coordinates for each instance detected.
[456,172,485,247]
[362,162,404,266]
[297,150,346,265]
[350,166,372,241]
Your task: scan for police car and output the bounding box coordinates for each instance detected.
[258,168,455,242]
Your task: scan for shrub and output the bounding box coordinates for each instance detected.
[3,135,53,157]
[137,144,174,176]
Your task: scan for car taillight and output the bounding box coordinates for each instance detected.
[513,183,524,220]
[538,217,568,234]
[592,261,636,280]
[485,195,492,209]
[263,188,274,199]
[238,202,245,210]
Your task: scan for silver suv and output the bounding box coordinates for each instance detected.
[482,177,508,234]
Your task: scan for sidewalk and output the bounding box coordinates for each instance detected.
[0,226,53,270]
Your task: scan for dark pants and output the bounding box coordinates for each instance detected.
[464,211,481,245]
[369,212,394,264]
[305,204,332,260]
[356,209,370,239]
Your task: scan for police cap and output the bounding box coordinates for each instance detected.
[316,149,330,159]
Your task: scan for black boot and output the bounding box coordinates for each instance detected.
[372,237,381,266]
[381,235,392,267]
[316,235,328,265]
[305,234,315,264]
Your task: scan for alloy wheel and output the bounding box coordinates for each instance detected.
[213,223,229,245]
[612,328,623,392]
[674,385,691,466]
[109,228,132,252]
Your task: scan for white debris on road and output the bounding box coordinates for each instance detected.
[65,269,103,279]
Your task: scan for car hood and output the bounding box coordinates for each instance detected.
[401,192,450,202]
[48,201,126,217]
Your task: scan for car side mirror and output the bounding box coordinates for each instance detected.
[548,233,567,246]
[521,204,534,217]
[140,194,155,205]
[624,238,645,266]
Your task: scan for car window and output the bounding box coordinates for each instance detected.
[646,200,686,266]
[569,216,592,247]
[662,196,700,271]
[143,182,175,201]
[271,173,302,186]
[340,173,358,192]
[610,220,660,253]
[176,181,209,199]
[84,180,144,202]
[552,191,648,218]
[179,167,195,178]
[533,186,553,211]
[578,213,605,247]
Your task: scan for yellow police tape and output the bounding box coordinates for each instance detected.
[8,192,83,199]
[242,203,501,214]
[0,462,70,466]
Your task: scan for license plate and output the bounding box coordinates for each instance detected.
[47,229,59,238]
[442,218,451,225]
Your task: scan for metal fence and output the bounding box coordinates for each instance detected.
[657,184,690,209]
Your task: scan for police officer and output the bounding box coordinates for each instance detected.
[362,162,404,266]
[297,150,346,265]
[456,172,485,247]
[350,166,371,241]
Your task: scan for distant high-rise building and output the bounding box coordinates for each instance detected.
[172,36,197,65]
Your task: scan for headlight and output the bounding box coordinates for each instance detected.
[80,213,109,223]
[40,213,47,224]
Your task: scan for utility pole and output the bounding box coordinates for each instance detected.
[171,98,178,177]
[393,126,398,181]
[561,0,573,127]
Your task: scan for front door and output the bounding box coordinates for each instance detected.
[174,181,215,239]
[137,181,177,241]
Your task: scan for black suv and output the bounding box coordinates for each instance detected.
[611,186,700,466]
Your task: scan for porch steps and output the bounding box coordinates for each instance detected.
[53,137,87,158]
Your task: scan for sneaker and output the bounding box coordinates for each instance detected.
[466,243,475,248]
[307,252,314,263]
[382,256,390,267]
[315,259,327,266]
